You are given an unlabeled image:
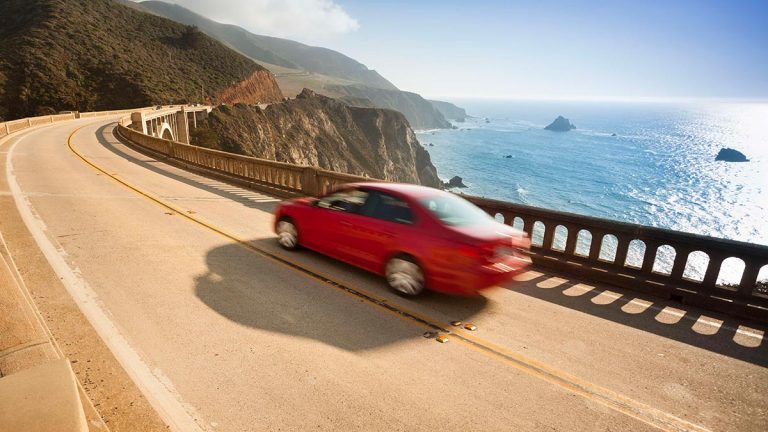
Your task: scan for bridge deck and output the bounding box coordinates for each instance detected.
[1,118,766,431]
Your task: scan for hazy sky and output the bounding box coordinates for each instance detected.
[140,0,768,100]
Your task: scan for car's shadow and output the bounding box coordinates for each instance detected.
[195,241,489,352]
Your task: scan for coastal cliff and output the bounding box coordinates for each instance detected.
[429,100,467,121]
[192,89,442,188]
[326,85,451,130]
[216,70,283,104]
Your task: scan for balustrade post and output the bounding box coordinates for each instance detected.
[542,221,555,251]
[640,242,659,273]
[588,231,605,261]
[701,254,724,289]
[564,225,578,255]
[301,167,320,196]
[737,260,760,298]
[613,235,630,266]
[521,217,533,238]
[669,247,691,280]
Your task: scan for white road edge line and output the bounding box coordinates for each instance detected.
[6,130,206,432]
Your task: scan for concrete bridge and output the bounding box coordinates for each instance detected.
[129,105,211,144]
[0,107,766,432]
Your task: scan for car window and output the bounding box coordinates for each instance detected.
[419,194,494,226]
[361,191,414,224]
[316,188,369,213]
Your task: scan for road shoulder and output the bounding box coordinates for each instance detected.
[0,125,168,432]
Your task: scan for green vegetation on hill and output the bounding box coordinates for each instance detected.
[136,1,461,129]
[140,1,397,90]
[0,0,274,120]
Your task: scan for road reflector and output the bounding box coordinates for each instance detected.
[436,335,449,343]
[423,331,437,339]
[464,323,477,331]
[450,321,462,326]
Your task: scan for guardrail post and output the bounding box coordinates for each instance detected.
[4,122,9,135]
[302,167,319,196]
[27,118,32,127]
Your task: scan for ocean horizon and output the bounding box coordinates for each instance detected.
[416,99,768,283]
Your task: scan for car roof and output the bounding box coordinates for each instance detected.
[348,182,449,199]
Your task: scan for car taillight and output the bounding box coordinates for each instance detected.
[457,244,496,263]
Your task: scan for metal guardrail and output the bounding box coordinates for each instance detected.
[116,111,768,321]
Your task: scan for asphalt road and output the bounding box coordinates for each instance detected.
[3,118,767,431]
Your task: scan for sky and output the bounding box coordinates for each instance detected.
[135,0,768,100]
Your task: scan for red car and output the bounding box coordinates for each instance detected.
[274,183,531,296]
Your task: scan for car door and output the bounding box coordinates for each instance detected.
[348,190,418,273]
[302,188,369,263]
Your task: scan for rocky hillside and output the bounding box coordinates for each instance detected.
[191,89,441,188]
[329,85,451,130]
[0,0,283,120]
[139,1,397,90]
[136,0,460,130]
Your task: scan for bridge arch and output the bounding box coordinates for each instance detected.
[159,122,175,141]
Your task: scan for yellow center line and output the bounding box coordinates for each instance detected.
[66,122,710,432]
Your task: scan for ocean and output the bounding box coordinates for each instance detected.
[416,99,768,283]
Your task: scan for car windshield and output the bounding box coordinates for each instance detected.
[419,194,494,226]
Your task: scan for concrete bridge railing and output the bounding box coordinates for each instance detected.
[117,119,369,198]
[465,196,768,320]
[115,109,768,322]
[0,108,152,139]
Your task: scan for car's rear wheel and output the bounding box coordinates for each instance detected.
[385,256,425,296]
[276,218,299,250]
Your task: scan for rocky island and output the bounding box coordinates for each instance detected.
[715,148,749,162]
[544,116,576,132]
[444,176,467,188]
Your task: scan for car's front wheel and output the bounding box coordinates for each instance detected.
[276,218,299,250]
[385,256,425,296]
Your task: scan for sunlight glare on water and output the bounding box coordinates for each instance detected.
[417,100,768,283]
